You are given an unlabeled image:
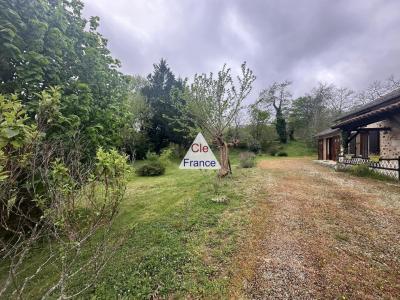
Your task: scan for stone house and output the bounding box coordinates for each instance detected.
[316,88,400,161]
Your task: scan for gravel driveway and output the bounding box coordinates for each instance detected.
[232,158,400,299]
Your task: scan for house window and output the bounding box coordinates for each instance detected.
[368,130,380,155]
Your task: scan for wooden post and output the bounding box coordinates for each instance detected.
[398,156,400,180]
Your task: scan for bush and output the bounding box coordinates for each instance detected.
[277,151,288,157]
[160,148,174,165]
[247,139,261,154]
[350,164,373,177]
[136,161,165,176]
[342,164,395,181]
[239,152,256,168]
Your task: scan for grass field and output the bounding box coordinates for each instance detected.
[279,140,316,157]
[86,152,274,298]
[0,142,314,298]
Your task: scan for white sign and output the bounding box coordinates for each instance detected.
[179,132,221,169]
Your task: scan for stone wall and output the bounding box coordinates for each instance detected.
[367,117,400,158]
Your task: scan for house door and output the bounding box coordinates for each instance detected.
[360,132,369,158]
[326,137,339,161]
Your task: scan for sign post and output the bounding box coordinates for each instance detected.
[179,132,221,170]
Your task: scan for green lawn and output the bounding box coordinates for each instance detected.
[93,159,269,298]
[1,154,269,299]
[279,140,316,157]
[1,144,314,299]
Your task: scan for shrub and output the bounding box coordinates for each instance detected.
[350,164,373,177]
[247,139,261,154]
[239,152,256,168]
[160,148,173,165]
[342,163,395,181]
[136,161,165,176]
[277,151,288,157]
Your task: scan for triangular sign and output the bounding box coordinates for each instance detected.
[179,132,221,169]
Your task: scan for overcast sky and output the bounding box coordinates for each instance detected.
[83,0,400,100]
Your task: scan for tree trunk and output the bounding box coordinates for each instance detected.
[218,140,231,177]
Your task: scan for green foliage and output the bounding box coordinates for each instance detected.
[135,161,166,176]
[248,104,270,141]
[137,152,166,176]
[288,84,338,146]
[164,143,187,159]
[349,164,371,177]
[160,147,174,165]
[141,59,189,152]
[96,148,130,180]
[0,94,38,219]
[0,1,147,160]
[239,152,256,168]
[247,138,261,154]
[277,141,315,157]
[0,94,36,149]
[339,164,396,182]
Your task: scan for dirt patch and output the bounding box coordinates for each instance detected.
[230,158,400,299]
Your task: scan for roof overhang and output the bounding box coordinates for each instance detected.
[332,101,400,131]
[314,128,341,139]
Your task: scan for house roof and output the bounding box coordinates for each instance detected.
[332,87,400,129]
[335,87,400,122]
[314,128,340,138]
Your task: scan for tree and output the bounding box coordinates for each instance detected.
[121,75,151,160]
[356,75,400,105]
[179,63,255,177]
[141,59,189,152]
[248,103,270,141]
[329,86,355,116]
[258,81,292,143]
[0,0,138,160]
[0,93,129,299]
[288,83,340,145]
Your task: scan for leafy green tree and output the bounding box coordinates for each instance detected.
[141,59,189,152]
[120,75,151,160]
[249,103,270,141]
[289,84,332,145]
[0,0,137,159]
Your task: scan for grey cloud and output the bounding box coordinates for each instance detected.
[83,0,400,99]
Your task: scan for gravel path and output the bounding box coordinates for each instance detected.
[235,158,400,299]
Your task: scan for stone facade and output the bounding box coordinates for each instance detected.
[367,117,400,158]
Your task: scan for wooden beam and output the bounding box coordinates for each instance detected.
[347,131,358,143]
[357,127,391,132]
